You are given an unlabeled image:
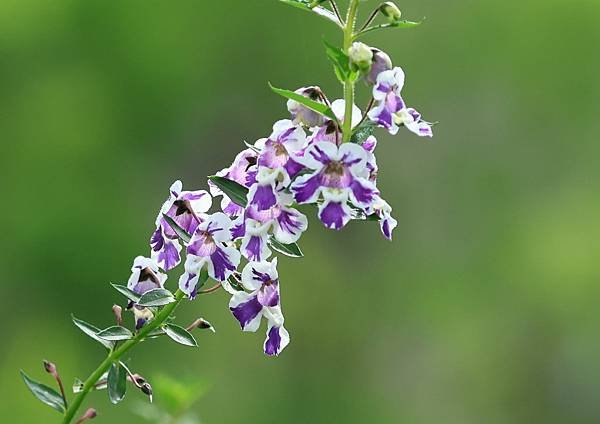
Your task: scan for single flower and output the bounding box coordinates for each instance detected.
[151,180,212,270]
[367,67,433,137]
[291,141,378,230]
[229,259,290,356]
[179,212,241,298]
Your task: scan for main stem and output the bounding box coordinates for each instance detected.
[342,0,359,142]
[62,290,186,424]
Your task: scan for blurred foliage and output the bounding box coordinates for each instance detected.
[2,0,600,423]
[131,374,207,423]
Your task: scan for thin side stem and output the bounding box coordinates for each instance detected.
[357,7,379,33]
[342,0,360,142]
[355,97,374,128]
[329,0,343,25]
[198,282,222,295]
[61,290,186,424]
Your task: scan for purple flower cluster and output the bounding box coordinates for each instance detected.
[126,43,431,357]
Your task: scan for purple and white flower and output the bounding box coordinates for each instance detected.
[235,190,308,261]
[367,67,433,138]
[127,256,167,329]
[229,259,290,356]
[211,149,258,217]
[151,180,212,270]
[256,119,307,179]
[367,195,398,241]
[291,141,378,230]
[178,212,241,298]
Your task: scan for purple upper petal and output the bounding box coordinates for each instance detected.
[257,282,280,307]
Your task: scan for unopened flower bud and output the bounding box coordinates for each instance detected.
[287,86,326,128]
[75,408,97,423]
[112,304,123,326]
[140,382,153,403]
[380,2,402,21]
[348,42,373,72]
[186,317,216,333]
[43,360,58,377]
[366,49,393,85]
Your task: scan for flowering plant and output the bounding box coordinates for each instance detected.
[20,1,433,422]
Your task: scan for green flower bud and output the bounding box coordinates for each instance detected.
[380,2,402,21]
[348,42,373,72]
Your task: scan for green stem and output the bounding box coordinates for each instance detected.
[62,290,186,424]
[342,0,360,143]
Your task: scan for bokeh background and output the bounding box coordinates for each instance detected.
[2,0,600,422]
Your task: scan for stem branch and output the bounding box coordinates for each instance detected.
[61,290,186,424]
[342,0,360,142]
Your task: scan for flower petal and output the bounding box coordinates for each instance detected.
[273,207,308,244]
[229,292,263,332]
[318,198,353,230]
[208,245,240,282]
[264,324,290,356]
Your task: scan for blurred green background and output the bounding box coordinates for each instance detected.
[2,0,600,422]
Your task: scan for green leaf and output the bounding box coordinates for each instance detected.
[146,327,166,338]
[269,237,304,258]
[269,83,338,122]
[323,39,351,83]
[208,176,249,207]
[279,1,341,27]
[97,325,134,341]
[72,315,114,350]
[107,362,127,404]
[350,122,376,144]
[162,214,191,243]
[227,274,245,292]
[20,370,65,413]
[197,268,210,291]
[110,283,141,302]
[355,20,422,39]
[138,288,176,307]
[163,323,198,347]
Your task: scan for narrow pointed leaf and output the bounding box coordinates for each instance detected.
[355,20,422,39]
[163,323,198,347]
[208,176,249,207]
[269,237,303,258]
[323,39,351,83]
[97,325,134,341]
[107,363,127,404]
[72,315,114,349]
[137,288,175,307]
[278,1,342,26]
[146,327,166,338]
[110,283,141,303]
[162,214,191,243]
[20,370,65,413]
[269,84,338,122]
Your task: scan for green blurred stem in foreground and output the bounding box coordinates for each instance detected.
[62,290,187,424]
[342,0,359,143]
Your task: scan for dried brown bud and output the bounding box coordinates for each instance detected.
[112,304,123,326]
